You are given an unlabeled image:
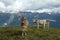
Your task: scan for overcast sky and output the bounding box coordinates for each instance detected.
[0,0,60,13]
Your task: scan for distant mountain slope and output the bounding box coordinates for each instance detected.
[0,12,60,27]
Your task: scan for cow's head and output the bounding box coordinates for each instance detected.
[33,19,38,23]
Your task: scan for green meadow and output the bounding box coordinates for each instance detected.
[0,26,60,40]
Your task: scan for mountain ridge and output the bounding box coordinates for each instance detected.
[0,12,60,27]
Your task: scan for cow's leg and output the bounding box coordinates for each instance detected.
[24,29,27,36]
[22,30,24,37]
[37,24,39,29]
[22,26,27,36]
[22,26,25,37]
[25,30,27,36]
[43,22,45,29]
[48,22,49,29]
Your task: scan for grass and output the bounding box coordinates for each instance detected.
[0,26,60,40]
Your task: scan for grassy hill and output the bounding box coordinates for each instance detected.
[0,26,60,40]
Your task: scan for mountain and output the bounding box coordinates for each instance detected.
[0,12,60,28]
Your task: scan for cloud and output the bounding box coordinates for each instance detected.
[0,0,60,13]
[6,1,23,13]
[0,2,6,12]
[0,0,16,5]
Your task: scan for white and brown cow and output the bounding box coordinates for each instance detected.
[20,17,28,37]
[33,19,49,29]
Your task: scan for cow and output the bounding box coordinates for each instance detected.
[33,19,49,29]
[20,17,28,37]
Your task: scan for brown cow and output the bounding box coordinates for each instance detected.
[20,17,28,37]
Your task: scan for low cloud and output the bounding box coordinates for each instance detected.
[25,7,60,14]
